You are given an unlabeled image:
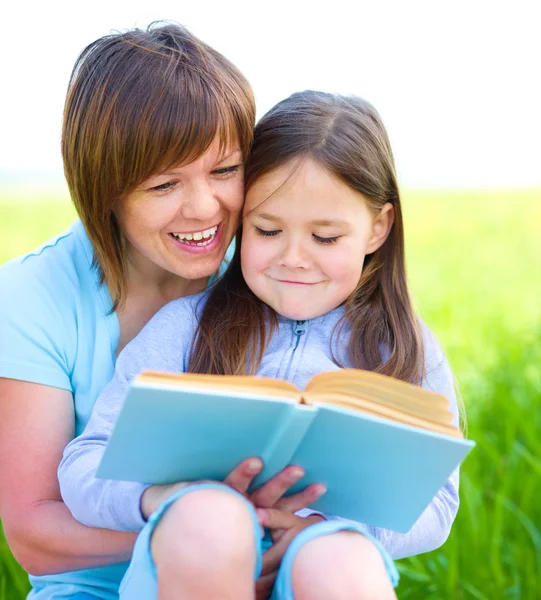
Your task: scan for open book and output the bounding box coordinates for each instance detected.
[97,369,474,532]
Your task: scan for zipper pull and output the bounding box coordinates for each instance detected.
[294,320,306,336]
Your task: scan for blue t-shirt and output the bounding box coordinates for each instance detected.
[0,220,232,599]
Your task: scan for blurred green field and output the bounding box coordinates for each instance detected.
[1,189,540,599]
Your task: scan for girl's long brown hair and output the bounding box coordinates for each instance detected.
[189,91,423,384]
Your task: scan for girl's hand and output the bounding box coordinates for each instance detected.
[189,456,325,514]
[140,456,265,519]
[141,481,192,520]
[255,509,325,600]
[249,465,327,513]
[140,458,326,520]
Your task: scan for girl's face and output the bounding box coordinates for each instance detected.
[115,137,244,285]
[241,158,393,321]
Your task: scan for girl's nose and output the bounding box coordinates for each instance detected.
[279,239,312,270]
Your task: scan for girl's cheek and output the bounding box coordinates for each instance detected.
[241,236,266,272]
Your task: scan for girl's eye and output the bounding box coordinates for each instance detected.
[255,226,280,237]
[313,234,340,245]
[150,181,178,192]
[213,164,241,177]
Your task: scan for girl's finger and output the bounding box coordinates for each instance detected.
[260,538,289,575]
[256,507,297,530]
[274,483,327,512]
[250,465,305,508]
[255,571,277,600]
[260,528,298,575]
[223,457,263,494]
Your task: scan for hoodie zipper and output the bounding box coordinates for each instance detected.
[283,320,306,380]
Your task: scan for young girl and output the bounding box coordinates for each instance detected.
[59,90,460,600]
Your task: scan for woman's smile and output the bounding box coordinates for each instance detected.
[168,222,223,255]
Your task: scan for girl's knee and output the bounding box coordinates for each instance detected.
[151,486,257,565]
[292,531,396,600]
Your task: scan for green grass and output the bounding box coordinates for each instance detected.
[1,189,540,599]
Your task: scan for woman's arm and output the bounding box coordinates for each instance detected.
[58,366,150,531]
[58,299,194,531]
[0,378,137,576]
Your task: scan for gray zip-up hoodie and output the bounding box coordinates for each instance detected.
[59,291,460,560]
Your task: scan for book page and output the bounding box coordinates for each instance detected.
[137,371,302,400]
[305,393,461,437]
[304,369,461,437]
[306,381,450,420]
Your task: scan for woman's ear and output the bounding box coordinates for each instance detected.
[366,202,394,254]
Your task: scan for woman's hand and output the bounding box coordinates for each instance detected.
[255,509,325,600]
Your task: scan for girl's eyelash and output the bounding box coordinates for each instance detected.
[255,226,280,237]
[254,227,340,244]
[313,234,340,244]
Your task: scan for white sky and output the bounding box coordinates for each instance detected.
[1,0,540,189]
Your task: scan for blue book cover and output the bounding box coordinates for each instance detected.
[97,371,474,533]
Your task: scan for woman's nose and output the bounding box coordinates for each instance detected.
[180,181,221,221]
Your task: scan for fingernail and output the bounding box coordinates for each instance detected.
[314,486,327,497]
[247,459,262,474]
[288,467,304,481]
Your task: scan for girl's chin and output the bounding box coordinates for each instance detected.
[272,305,323,321]
[270,298,342,321]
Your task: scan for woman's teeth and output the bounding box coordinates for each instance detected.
[171,226,218,246]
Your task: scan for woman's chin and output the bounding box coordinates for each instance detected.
[170,258,223,283]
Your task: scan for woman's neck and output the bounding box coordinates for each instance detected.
[114,253,209,356]
[124,246,209,304]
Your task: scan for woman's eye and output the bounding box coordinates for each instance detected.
[255,226,280,237]
[150,181,177,192]
[313,234,340,245]
[213,164,241,177]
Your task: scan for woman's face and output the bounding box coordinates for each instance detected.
[115,137,244,284]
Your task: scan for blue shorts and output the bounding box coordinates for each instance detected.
[119,483,399,599]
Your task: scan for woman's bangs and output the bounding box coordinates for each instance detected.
[147,85,243,182]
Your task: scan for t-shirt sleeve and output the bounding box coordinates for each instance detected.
[0,259,76,391]
[58,294,203,531]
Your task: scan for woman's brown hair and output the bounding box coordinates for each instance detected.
[189,90,423,384]
[62,22,255,309]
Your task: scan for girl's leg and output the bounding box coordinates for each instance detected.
[119,483,263,600]
[272,520,399,600]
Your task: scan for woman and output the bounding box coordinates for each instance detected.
[0,23,320,600]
